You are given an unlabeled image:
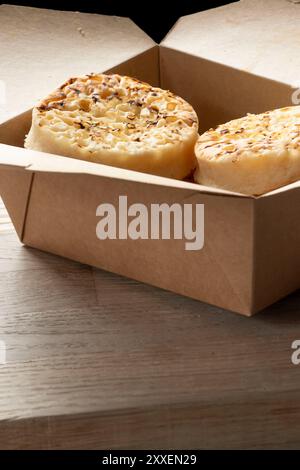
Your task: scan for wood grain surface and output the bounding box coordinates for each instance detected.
[0,198,300,449]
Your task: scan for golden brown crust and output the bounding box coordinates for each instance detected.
[196,107,300,161]
[25,74,198,179]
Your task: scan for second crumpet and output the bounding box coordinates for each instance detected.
[195,106,300,195]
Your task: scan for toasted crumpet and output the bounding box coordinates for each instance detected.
[195,106,300,195]
[25,74,198,179]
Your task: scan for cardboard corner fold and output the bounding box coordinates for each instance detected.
[249,191,300,314]
[104,45,160,87]
[0,167,34,241]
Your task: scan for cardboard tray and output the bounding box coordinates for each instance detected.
[0,1,300,316]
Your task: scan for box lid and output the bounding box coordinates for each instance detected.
[161,0,300,88]
[0,143,246,197]
[0,5,155,120]
[2,141,300,198]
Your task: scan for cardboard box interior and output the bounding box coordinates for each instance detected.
[0,1,300,316]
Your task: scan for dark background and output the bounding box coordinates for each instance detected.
[1,1,236,42]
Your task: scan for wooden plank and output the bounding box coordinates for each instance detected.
[0,200,300,448]
[0,198,13,234]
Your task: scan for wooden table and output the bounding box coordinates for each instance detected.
[1,198,300,450]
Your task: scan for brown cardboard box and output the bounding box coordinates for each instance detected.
[0,1,300,316]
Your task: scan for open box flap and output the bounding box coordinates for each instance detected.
[0,4,156,121]
[161,0,300,87]
[0,143,248,198]
[1,143,299,198]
